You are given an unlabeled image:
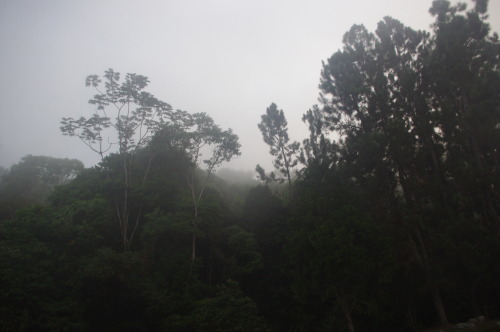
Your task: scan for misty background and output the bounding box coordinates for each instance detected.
[1,0,499,172]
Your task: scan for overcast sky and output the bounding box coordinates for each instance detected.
[1,0,499,172]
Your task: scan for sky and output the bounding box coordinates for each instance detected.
[1,0,499,172]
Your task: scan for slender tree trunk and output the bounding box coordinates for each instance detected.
[408,228,449,326]
[280,145,292,189]
[122,154,130,250]
[191,223,196,262]
[208,240,213,288]
[345,311,355,332]
[430,281,449,326]
[337,289,355,332]
[406,305,419,331]
[186,169,215,290]
[190,179,198,262]
[186,201,197,288]
[396,161,449,328]
[142,153,157,184]
[186,174,199,291]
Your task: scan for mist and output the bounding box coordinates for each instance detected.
[1,1,500,330]
[1,0,499,172]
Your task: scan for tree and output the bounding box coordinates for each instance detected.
[240,185,294,330]
[312,0,500,326]
[0,204,108,330]
[172,112,240,262]
[256,103,300,188]
[0,155,84,219]
[148,111,240,292]
[190,280,268,332]
[427,0,500,228]
[317,17,454,325]
[2,155,83,196]
[61,69,180,159]
[60,69,187,249]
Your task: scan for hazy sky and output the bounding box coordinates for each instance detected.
[1,0,499,172]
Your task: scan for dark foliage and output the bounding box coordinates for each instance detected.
[1,1,499,331]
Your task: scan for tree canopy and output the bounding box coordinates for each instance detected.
[1,1,499,331]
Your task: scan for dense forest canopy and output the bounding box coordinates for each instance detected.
[1,1,499,331]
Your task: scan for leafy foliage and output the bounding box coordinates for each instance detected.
[1,1,499,331]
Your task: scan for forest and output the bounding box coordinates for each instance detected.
[0,0,499,331]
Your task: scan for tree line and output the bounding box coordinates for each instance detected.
[0,0,499,331]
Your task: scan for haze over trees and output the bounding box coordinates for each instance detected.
[0,1,499,331]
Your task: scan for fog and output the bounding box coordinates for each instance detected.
[1,0,499,172]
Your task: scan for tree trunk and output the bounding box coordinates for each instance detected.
[280,145,292,189]
[406,305,419,331]
[186,174,199,291]
[408,228,449,326]
[191,193,198,262]
[345,311,355,332]
[337,288,356,332]
[191,225,196,262]
[430,281,449,326]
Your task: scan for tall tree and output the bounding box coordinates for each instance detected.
[318,16,452,326]
[151,112,240,269]
[256,103,300,188]
[313,0,500,325]
[184,113,240,264]
[427,0,500,228]
[60,69,187,249]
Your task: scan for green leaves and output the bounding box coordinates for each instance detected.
[191,280,268,332]
[304,0,500,327]
[222,226,262,277]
